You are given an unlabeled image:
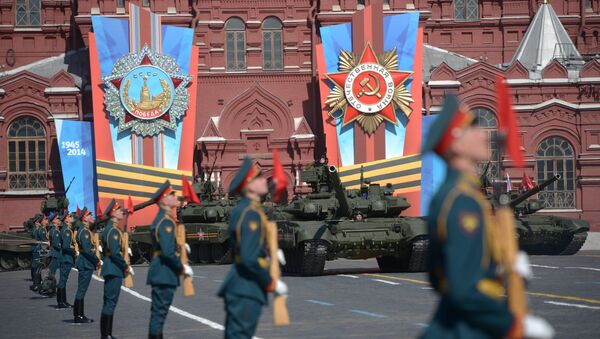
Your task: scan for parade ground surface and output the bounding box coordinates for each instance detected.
[2,254,599,339]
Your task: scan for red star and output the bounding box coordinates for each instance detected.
[109,53,186,123]
[326,43,411,127]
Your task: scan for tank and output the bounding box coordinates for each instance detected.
[509,174,589,255]
[129,179,236,265]
[481,168,589,255]
[273,158,429,276]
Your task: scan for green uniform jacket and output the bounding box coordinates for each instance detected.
[60,225,76,265]
[49,226,62,259]
[101,220,127,278]
[146,208,182,287]
[422,169,515,339]
[218,198,273,305]
[76,226,99,271]
[37,226,48,242]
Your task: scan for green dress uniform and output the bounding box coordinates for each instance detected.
[31,216,49,291]
[420,95,518,339]
[57,214,76,308]
[100,199,127,339]
[147,181,183,338]
[218,158,274,339]
[48,213,62,278]
[30,215,41,281]
[74,208,98,323]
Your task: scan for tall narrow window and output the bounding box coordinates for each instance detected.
[473,107,498,184]
[16,0,41,26]
[262,17,283,71]
[454,0,479,22]
[117,0,125,8]
[142,0,150,7]
[226,18,246,72]
[536,136,576,208]
[7,116,46,190]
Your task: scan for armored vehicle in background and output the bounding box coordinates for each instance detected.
[274,158,428,276]
[509,174,589,255]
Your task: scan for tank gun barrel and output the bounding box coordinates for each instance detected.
[327,165,351,217]
[510,174,561,208]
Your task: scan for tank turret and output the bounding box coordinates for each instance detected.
[510,174,561,213]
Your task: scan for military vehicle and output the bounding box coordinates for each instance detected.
[508,175,589,255]
[481,166,589,255]
[273,158,428,276]
[129,179,236,265]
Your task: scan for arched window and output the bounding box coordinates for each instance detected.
[7,116,46,190]
[16,0,41,26]
[262,17,283,71]
[536,136,575,208]
[473,107,498,184]
[226,17,246,72]
[454,0,479,22]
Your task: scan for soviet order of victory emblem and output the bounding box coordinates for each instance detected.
[326,43,414,135]
[103,45,191,136]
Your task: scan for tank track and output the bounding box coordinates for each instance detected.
[407,238,429,272]
[282,240,327,276]
[559,232,587,255]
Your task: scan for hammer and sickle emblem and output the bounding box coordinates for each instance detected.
[357,73,382,99]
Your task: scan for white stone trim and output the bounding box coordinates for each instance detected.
[197,136,226,142]
[284,47,299,51]
[247,66,263,70]
[45,87,80,94]
[428,80,461,87]
[197,20,224,25]
[0,190,54,196]
[13,27,42,32]
[538,209,583,213]
[513,98,600,111]
[209,48,224,52]
[209,67,226,71]
[240,129,274,133]
[283,19,307,24]
[51,113,79,119]
[506,77,600,85]
[0,89,5,95]
[291,134,315,139]
[284,65,301,69]
[167,7,177,14]
[2,48,86,77]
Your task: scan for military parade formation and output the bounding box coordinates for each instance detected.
[13,93,574,339]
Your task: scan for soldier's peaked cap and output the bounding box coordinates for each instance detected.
[79,207,90,221]
[421,95,475,157]
[103,198,120,218]
[229,157,261,194]
[60,211,69,222]
[151,180,172,204]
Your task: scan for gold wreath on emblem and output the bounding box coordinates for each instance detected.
[123,77,172,114]
[325,48,414,135]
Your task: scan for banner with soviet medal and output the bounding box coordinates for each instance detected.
[316,6,423,215]
[89,4,198,225]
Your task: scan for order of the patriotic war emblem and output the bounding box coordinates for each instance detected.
[326,43,414,135]
[103,45,191,136]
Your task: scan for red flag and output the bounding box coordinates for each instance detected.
[272,149,288,202]
[521,172,535,190]
[182,175,201,204]
[496,74,524,168]
[96,203,102,217]
[76,205,81,218]
[126,194,134,215]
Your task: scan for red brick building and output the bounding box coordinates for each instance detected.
[1,0,599,231]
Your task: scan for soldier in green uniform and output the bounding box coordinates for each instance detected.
[420,95,554,339]
[147,181,194,339]
[48,212,62,282]
[30,214,44,292]
[100,199,132,339]
[57,211,76,309]
[73,207,99,324]
[218,157,288,339]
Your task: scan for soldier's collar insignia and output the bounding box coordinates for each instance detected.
[113,234,119,240]
[249,221,258,232]
[84,234,89,239]
[165,226,173,233]
[460,213,480,234]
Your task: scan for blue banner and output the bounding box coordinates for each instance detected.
[420,115,447,215]
[55,120,96,214]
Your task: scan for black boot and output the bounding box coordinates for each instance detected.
[30,272,41,292]
[148,334,163,339]
[56,288,64,309]
[56,288,71,309]
[62,288,72,308]
[101,313,116,339]
[74,299,93,324]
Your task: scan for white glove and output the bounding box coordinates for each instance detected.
[128,266,135,276]
[277,249,286,266]
[514,251,533,281]
[183,264,194,277]
[185,243,191,254]
[274,279,288,296]
[128,247,133,256]
[99,260,103,267]
[523,314,555,339]
[98,245,103,252]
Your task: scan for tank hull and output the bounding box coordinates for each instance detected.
[0,232,35,271]
[517,215,589,255]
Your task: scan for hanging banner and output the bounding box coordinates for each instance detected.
[89,4,197,225]
[316,6,423,215]
[54,119,96,214]
[420,115,447,216]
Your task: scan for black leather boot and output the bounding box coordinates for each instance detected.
[62,288,72,308]
[101,313,116,339]
[73,298,79,319]
[74,299,93,323]
[148,333,163,339]
[56,288,71,309]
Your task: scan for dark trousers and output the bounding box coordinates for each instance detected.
[75,269,93,300]
[102,276,123,315]
[58,261,73,289]
[224,294,262,339]
[149,285,176,335]
[49,257,60,276]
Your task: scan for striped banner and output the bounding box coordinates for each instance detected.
[338,154,421,194]
[96,160,192,201]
